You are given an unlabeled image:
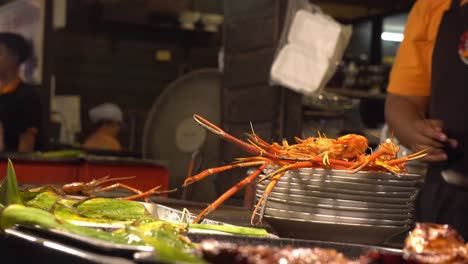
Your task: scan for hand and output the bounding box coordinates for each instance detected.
[407,119,458,162]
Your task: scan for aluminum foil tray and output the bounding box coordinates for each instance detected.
[143,203,225,225]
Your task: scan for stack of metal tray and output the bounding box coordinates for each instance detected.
[256,166,424,246]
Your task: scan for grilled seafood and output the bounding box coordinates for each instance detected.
[198,239,358,264]
[62,175,175,202]
[404,223,467,263]
[184,114,427,225]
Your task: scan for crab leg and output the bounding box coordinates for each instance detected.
[95,183,168,202]
[251,170,286,225]
[348,149,428,174]
[119,186,177,201]
[193,114,277,160]
[245,133,282,154]
[385,149,428,166]
[258,161,314,183]
[347,150,387,174]
[192,162,270,223]
[183,159,267,187]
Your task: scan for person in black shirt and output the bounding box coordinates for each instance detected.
[0,32,41,152]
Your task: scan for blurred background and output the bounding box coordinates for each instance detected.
[0,0,415,205]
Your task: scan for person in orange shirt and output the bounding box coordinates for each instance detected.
[385,0,468,237]
[83,103,123,152]
[0,32,42,152]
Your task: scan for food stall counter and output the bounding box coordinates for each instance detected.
[0,153,170,197]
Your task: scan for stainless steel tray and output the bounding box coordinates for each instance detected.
[262,175,418,192]
[279,174,422,187]
[257,185,416,204]
[258,181,416,198]
[264,200,412,221]
[261,195,413,213]
[262,207,411,227]
[263,166,424,181]
[2,226,139,264]
[261,214,410,246]
[143,203,226,225]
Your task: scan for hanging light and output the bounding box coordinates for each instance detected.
[381,32,404,42]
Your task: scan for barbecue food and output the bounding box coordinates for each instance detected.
[403,223,468,263]
[197,239,359,264]
[184,114,427,225]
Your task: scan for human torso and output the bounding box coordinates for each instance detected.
[429,0,468,175]
[0,82,41,151]
[83,131,121,151]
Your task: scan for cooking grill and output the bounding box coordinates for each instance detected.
[1,224,404,263]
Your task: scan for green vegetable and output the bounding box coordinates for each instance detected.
[0,204,128,244]
[26,191,153,224]
[0,205,204,263]
[38,150,84,158]
[0,159,24,207]
[129,226,206,264]
[176,223,269,237]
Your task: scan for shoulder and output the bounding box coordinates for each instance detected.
[411,0,449,13]
[406,0,449,39]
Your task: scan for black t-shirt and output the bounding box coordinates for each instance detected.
[0,82,42,151]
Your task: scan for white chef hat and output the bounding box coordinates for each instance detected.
[89,103,123,123]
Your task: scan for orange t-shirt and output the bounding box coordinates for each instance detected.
[387,0,468,96]
[83,131,122,151]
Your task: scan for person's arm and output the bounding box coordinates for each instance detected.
[18,127,37,152]
[385,93,454,162]
[384,1,457,162]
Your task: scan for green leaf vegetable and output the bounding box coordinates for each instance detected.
[0,159,24,207]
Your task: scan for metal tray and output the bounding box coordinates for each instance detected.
[257,185,416,204]
[143,203,226,225]
[12,225,153,258]
[258,181,416,198]
[280,173,423,187]
[264,200,412,221]
[261,175,418,192]
[1,226,139,264]
[261,195,413,213]
[66,200,246,238]
[263,166,424,181]
[261,214,410,246]
[262,207,411,227]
